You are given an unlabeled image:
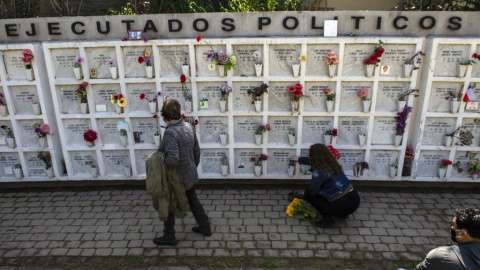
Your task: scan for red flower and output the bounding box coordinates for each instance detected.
[288,86,295,93]
[140,93,146,100]
[332,128,338,137]
[197,35,202,42]
[327,145,341,159]
[118,94,123,98]
[375,46,384,57]
[369,55,378,63]
[193,119,199,126]
[265,124,272,131]
[83,129,98,143]
[295,83,303,91]
[153,114,159,119]
[260,154,268,161]
[138,56,145,64]
[114,95,118,100]
[441,159,453,167]
[250,157,256,162]
[258,125,264,131]
[293,89,303,97]
[181,114,186,119]
[180,74,187,83]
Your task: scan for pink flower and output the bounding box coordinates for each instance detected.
[357,88,368,100]
[39,123,50,134]
[265,124,272,131]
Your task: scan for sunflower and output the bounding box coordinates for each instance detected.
[118,98,127,107]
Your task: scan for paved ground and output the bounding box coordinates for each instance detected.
[0,184,479,269]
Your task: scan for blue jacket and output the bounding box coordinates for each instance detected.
[298,157,351,201]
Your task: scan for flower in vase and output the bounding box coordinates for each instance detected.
[324,89,335,101]
[325,128,337,137]
[1,125,13,137]
[183,51,189,65]
[140,92,161,102]
[111,94,127,107]
[33,123,51,138]
[251,153,268,166]
[255,124,271,135]
[404,146,415,163]
[445,90,463,101]
[287,83,304,101]
[180,74,192,101]
[357,88,369,101]
[325,51,338,66]
[363,40,384,65]
[0,93,6,106]
[153,114,161,135]
[253,50,262,64]
[83,129,98,143]
[398,89,419,101]
[108,60,115,67]
[76,81,88,103]
[248,83,269,103]
[395,106,413,135]
[460,53,480,65]
[74,57,84,68]
[467,159,480,176]
[138,50,152,66]
[220,84,233,101]
[22,49,34,68]
[439,159,452,169]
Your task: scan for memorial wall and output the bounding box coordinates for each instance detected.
[0,12,479,183]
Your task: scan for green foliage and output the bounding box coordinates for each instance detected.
[221,0,304,12]
[0,0,39,19]
[108,3,136,15]
[108,0,216,14]
[395,0,480,11]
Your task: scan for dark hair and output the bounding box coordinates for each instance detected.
[308,143,343,175]
[161,99,181,122]
[455,208,480,239]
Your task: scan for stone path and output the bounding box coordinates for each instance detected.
[0,185,478,269]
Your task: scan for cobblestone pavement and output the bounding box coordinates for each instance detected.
[0,185,479,269]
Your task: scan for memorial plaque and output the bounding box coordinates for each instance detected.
[304,82,336,112]
[232,82,262,111]
[135,150,152,175]
[198,117,228,143]
[3,50,28,80]
[337,150,365,176]
[451,151,478,178]
[376,82,410,112]
[233,45,263,76]
[201,149,228,174]
[126,84,158,112]
[343,44,373,76]
[58,85,84,114]
[422,118,456,145]
[85,47,116,79]
[269,44,301,76]
[91,84,122,113]
[306,44,339,76]
[10,86,38,115]
[268,82,294,112]
[51,48,80,79]
[64,119,92,146]
[461,118,480,146]
[195,45,226,76]
[158,45,188,77]
[25,152,48,177]
[97,118,126,145]
[122,47,151,78]
[18,120,45,147]
[372,117,397,145]
[233,116,262,143]
[0,153,20,177]
[337,117,368,145]
[427,82,462,112]
[302,117,334,144]
[162,82,189,104]
[197,82,226,111]
[266,149,296,174]
[415,150,449,177]
[70,151,97,176]
[131,118,158,144]
[268,117,298,144]
[433,44,469,77]
[234,148,262,174]
[369,151,400,176]
[380,44,416,77]
[103,150,130,176]
[339,82,373,112]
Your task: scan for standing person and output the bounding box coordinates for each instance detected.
[154,99,211,246]
[397,208,480,270]
[290,143,360,228]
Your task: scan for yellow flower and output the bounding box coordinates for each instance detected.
[299,54,307,62]
[118,98,127,107]
[110,95,114,104]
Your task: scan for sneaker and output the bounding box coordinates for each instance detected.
[153,237,176,246]
[314,216,335,228]
[192,226,212,236]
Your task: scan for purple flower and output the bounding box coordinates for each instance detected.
[395,106,413,135]
[152,98,157,102]
[28,96,33,100]
[218,53,228,64]
[77,57,84,65]
[157,92,162,97]
[122,37,127,41]
[145,58,151,64]
[34,128,42,134]
[143,37,148,42]
[207,53,213,59]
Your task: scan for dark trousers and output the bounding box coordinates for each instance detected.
[163,186,210,238]
[304,188,360,217]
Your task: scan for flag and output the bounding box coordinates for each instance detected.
[463,85,476,102]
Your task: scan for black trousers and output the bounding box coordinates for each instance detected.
[163,186,210,238]
[304,188,360,217]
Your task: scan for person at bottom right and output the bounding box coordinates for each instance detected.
[397,207,480,270]
[290,143,360,228]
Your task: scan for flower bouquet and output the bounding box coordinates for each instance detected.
[73,57,83,80]
[1,125,15,148]
[397,89,419,112]
[394,106,413,146]
[219,84,232,112]
[251,153,268,176]
[363,40,384,77]
[287,83,304,115]
[357,88,370,112]
[153,114,161,146]
[37,152,54,178]
[111,94,127,114]
[253,50,263,76]
[286,198,317,220]
[292,53,307,77]
[182,51,190,77]
[76,82,89,114]
[138,50,153,78]
[404,51,424,77]
[180,74,192,112]
[22,49,35,80]
[27,96,41,115]
[445,90,463,113]
[140,92,162,114]
[458,53,480,77]
[86,160,97,177]
[325,51,338,77]
[324,89,335,112]
[248,83,269,112]
[83,129,97,147]
[288,127,296,146]
[439,159,452,178]
[33,123,51,148]
[254,123,271,145]
[402,146,415,176]
[0,93,8,117]
[324,128,337,145]
[109,60,118,79]
[467,159,480,180]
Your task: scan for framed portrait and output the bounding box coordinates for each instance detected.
[128,30,143,40]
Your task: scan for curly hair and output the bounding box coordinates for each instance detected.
[308,143,343,175]
[455,208,480,239]
[160,99,181,122]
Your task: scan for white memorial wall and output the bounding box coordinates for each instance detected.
[0,37,479,182]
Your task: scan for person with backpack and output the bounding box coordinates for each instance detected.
[153,99,211,246]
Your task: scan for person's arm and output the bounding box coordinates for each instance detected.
[291,156,310,165]
[308,171,328,196]
[163,131,179,168]
[414,247,457,270]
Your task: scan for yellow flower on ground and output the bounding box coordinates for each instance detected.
[118,98,127,107]
[299,54,307,62]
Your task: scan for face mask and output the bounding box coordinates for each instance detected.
[450,228,462,243]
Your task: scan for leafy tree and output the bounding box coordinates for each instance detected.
[0,0,38,19]
[395,0,480,11]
